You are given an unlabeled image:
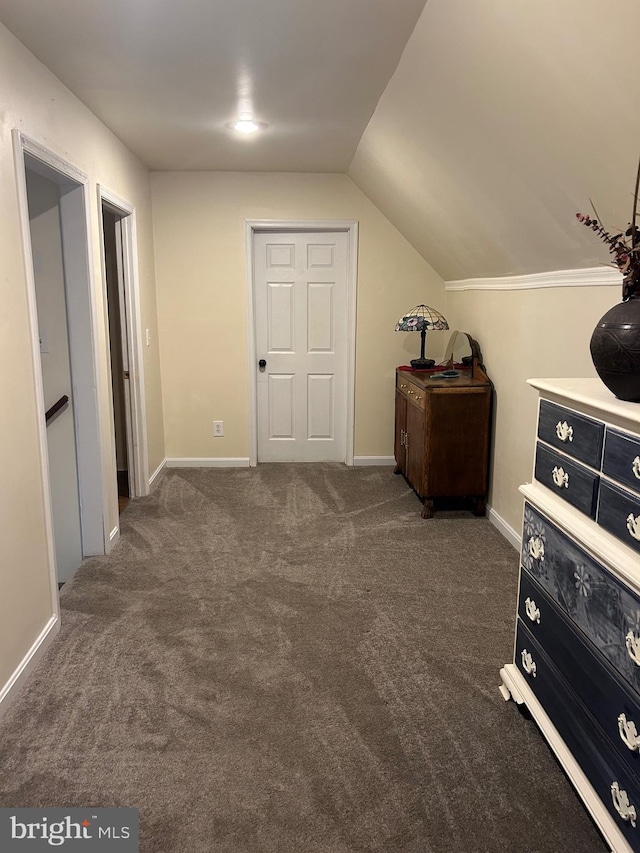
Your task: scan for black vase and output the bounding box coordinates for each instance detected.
[590,298,640,402]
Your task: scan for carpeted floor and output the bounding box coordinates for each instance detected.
[0,465,606,852]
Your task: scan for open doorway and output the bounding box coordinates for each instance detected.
[98,187,150,508]
[14,133,106,590]
[102,208,131,514]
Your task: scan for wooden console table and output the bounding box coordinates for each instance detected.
[394,339,492,518]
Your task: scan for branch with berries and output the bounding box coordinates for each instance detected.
[576,157,640,301]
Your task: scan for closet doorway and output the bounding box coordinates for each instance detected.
[98,188,149,508]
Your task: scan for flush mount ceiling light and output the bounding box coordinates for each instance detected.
[228,119,265,134]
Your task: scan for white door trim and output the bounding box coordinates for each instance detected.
[98,186,150,498]
[12,130,106,603]
[244,220,358,467]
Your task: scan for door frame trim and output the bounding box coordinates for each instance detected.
[244,219,358,467]
[12,130,106,601]
[98,186,150,498]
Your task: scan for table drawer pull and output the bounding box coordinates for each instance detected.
[521,649,537,677]
[627,513,640,541]
[618,713,640,752]
[633,456,640,479]
[556,420,574,443]
[611,782,637,827]
[552,466,569,489]
[524,597,541,624]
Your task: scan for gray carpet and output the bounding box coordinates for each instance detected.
[0,464,606,852]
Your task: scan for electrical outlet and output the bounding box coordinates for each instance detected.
[213,420,224,437]
[146,328,151,347]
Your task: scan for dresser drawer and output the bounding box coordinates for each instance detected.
[603,429,640,496]
[599,480,640,556]
[515,621,640,850]
[519,571,640,773]
[538,400,604,467]
[522,502,640,695]
[534,442,599,518]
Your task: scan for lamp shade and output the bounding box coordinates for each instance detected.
[395,304,449,332]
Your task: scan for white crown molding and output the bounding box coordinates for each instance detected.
[445,266,621,292]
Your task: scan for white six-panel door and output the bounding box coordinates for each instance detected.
[254,231,348,462]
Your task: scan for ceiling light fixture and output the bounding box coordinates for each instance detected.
[230,119,263,134]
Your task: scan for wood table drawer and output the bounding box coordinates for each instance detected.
[396,375,411,395]
[534,441,599,518]
[405,380,426,410]
[538,399,604,467]
[522,502,640,694]
[598,480,640,556]
[519,570,640,773]
[603,428,640,496]
[396,375,426,409]
[515,620,640,851]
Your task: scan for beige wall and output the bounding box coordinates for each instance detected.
[151,171,445,460]
[349,0,640,281]
[0,22,164,698]
[448,283,620,535]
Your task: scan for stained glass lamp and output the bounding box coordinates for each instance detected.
[395,304,449,369]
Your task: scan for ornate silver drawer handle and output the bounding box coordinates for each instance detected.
[627,513,640,542]
[527,535,545,561]
[524,597,541,624]
[625,632,640,666]
[521,649,537,677]
[618,713,640,752]
[555,421,574,442]
[633,456,640,480]
[552,466,569,489]
[611,782,637,828]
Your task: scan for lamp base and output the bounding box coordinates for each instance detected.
[410,357,435,370]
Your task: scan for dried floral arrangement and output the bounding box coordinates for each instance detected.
[576,157,640,301]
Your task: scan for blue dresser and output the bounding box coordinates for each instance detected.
[500,379,640,853]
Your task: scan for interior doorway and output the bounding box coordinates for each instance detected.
[245,220,358,467]
[15,133,106,591]
[102,208,131,513]
[98,187,150,506]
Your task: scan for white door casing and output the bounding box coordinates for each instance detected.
[13,131,105,606]
[251,226,355,463]
[98,186,149,500]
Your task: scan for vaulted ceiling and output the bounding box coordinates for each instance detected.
[349,0,640,280]
[1,0,638,281]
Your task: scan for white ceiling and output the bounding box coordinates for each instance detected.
[0,0,427,171]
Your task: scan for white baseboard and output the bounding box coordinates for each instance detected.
[0,615,59,720]
[107,525,120,554]
[149,458,166,487]
[353,456,395,466]
[487,504,521,551]
[166,457,251,468]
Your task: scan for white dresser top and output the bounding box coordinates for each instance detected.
[528,378,640,430]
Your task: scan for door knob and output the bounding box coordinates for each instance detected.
[258,359,267,370]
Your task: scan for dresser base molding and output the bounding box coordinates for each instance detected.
[500,663,629,853]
